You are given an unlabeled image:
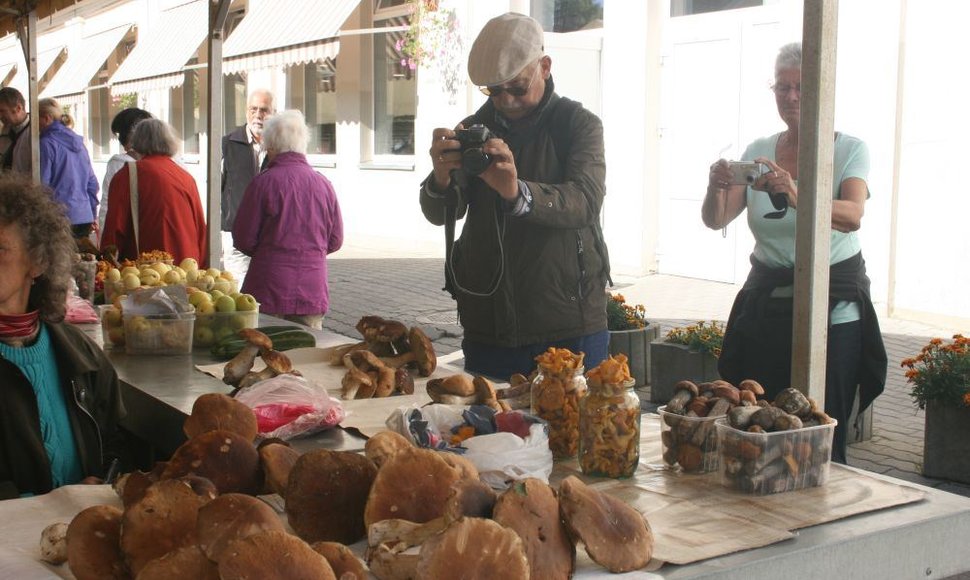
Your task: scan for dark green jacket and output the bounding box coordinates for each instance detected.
[420,79,609,347]
[0,322,127,499]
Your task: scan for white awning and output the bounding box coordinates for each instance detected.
[41,24,132,98]
[108,0,207,95]
[7,45,65,93]
[0,62,14,85]
[221,0,360,75]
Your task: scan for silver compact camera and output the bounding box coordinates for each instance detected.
[728,161,768,185]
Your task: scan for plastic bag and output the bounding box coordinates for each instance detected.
[385,404,553,490]
[235,374,345,441]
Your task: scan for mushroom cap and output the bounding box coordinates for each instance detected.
[196,493,285,562]
[355,315,388,338]
[438,451,480,481]
[364,430,413,469]
[373,365,398,398]
[120,478,214,575]
[66,505,127,580]
[134,545,219,580]
[39,521,69,565]
[285,449,378,544]
[407,326,437,377]
[218,531,336,580]
[738,379,766,396]
[341,365,372,400]
[674,380,700,396]
[443,477,497,521]
[493,478,575,580]
[710,384,741,406]
[559,475,654,573]
[260,349,293,374]
[394,367,414,395]
[310,541,368,580]
[258,442,301,497]
[238,328,273,351]
[364,447,462,527]
[183,392,259,442]
[416,517,529,580]
[161,429,261,495]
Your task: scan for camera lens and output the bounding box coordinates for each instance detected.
[462,148,492,176]
[745,171,757,184]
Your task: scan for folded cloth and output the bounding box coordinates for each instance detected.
[65,294,99,324]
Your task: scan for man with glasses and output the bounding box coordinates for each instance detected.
[421,12,611,380]
[221,89,275,283]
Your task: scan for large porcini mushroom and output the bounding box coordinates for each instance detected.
[343,349,397,398]
[66,505,127,580]
[473,376,503,412]
[218,531,336,580]
[364,430,413,469]
[774,387,813,417]
[379,327,437,377]
[666,380,700,414]
[120,478,214,575]
[237,349,294,391]
[161,429,261,495]
[183,392,258,442]
[493,478,575,580]
[310,542,368,580]
[222,329,273,386]
[258,441,300,497]
[738,379,766,398]
[196,493,285,562]
[285,449,378,544]
[426,374,477,404]
[39,521,69,565]
[134,545,219,580]
[364,447,461,527]
[416,517,530,579]
[559,475,654,573]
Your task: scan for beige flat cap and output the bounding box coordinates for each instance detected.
[467,12,544,87]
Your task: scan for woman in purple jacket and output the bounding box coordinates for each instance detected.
[232,110,343,329]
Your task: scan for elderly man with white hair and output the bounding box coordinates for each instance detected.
[231,110,343,329]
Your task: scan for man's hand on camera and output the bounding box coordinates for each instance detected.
[429,127,462,191]
[752,157,798,208]
[478,138,519,201]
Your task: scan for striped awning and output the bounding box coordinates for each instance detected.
[108,0,207,95]
[221,0,360,74]
[41,24,132,98]
[7,45,66,94]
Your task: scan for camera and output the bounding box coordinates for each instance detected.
[454,124,494,176]
[728,161,768,185]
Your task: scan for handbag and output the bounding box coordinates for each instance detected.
[127,160,140,255]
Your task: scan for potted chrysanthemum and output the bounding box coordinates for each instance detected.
[649,321,724,403]
[903,334,970,484]
[606,293,658,391]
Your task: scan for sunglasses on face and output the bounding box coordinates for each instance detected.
[479,65,540,97]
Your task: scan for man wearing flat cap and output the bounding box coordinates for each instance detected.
[421,12,611,380]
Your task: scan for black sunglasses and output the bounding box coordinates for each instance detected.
[479,65,540,97]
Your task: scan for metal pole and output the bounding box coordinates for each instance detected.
[207,0,231,269]
[791,0,838,403]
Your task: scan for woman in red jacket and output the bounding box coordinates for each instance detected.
[100,119,207,266]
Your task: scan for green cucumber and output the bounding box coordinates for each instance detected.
[210,326,317,359]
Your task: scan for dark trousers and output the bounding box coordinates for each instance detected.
[462,329,610,382]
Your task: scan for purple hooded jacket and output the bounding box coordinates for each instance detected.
[39,121,99,226]
[232,151,343,315]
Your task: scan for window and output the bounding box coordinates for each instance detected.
[170,68,208,155]
[372,14,415,156]
[286,60,337,155]
[531,0,604,32]
[670,0,763,17]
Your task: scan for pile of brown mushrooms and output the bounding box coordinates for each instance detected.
[334,316,438,400]
[221,329,299,395]
[426,373,533,412]
[660,379,763,472]
[720,386,834,494]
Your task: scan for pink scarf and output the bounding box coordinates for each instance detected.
[0,310,40,340]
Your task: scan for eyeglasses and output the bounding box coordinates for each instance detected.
[771,83,801,96]
[480,65,540,97]
[247,106,272,116]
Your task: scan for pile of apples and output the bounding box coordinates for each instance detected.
[100,258,260,349]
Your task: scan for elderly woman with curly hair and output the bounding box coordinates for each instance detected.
[0,175,128,499]
[232,110,343,329]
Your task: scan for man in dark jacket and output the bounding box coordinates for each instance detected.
[38,98,100,239]
[221,89,275,283]
[421,12,610,380]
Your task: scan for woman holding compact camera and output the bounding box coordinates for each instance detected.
[701,42,887,464]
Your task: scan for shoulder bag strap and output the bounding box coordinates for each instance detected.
[127,161,140,255]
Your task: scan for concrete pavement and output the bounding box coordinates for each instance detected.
[323,239,970,498]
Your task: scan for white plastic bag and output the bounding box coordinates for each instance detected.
[384,404,553,489]
[235,374,345,441]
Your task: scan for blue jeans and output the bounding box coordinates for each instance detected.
[462,330,610,381]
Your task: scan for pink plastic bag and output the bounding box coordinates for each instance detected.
[234,374,345,441]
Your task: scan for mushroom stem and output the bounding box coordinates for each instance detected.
[223,344,261,386]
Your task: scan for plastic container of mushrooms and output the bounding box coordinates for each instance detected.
[715,418,835,495]
[658,405,722,474]
[123,312,195,355]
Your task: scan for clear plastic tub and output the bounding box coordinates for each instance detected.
[192,307,260,349]
[715,418,836,495]
[123,313,195,355]
[99,304,125,348]
[658,405,722,473]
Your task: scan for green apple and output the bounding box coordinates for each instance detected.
[206,267,222,279]
[179,257,199,273]
[229,313,252,331]
[127,316,151,334]
[219,270,235,281]
[122,273,141,290]
[195,300,216,314]
[150,262,172,276]
[211,278,231,295]
[106,268,121,283]
[107,326,126,346]
[214,294,237,313]
[121,266,140,278]
[210,289,225,301]
[214,325,236,342]
[188,291,212,308]
[184,268,200,283]
[162,269,182,285]
[193,325,215,346]
[194,275,215,292]
[234,293,258,312]
[102,307,123,327]
[139,269,161,286]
